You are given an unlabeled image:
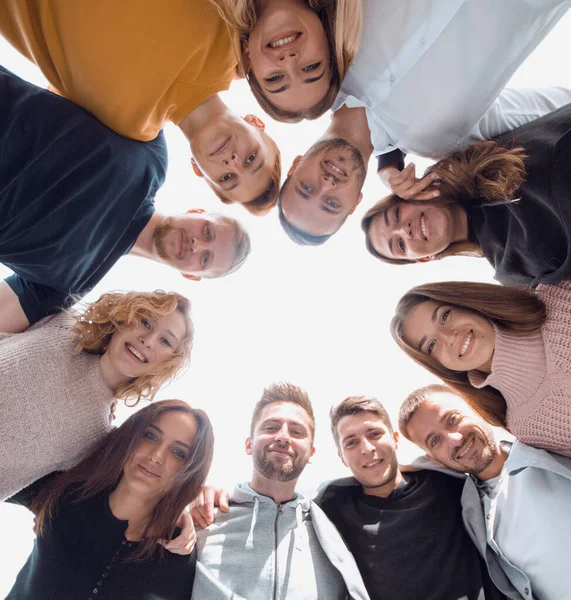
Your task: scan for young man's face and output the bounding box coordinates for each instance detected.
[337,412,400,496]
[152,211,236,280]
[246,401,315,483]
[280,139,366,237]
[406,393,498,477]
[190,114,278,205]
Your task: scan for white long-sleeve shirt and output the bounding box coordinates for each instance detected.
[333,0,571,159]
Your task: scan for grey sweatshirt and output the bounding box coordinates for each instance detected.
[191,482,370,600]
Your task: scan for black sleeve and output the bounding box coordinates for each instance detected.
[5,471,63,510]
[377,148,406,172]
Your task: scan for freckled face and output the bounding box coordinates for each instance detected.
[123,410,198,499]
[402,300,495,373]
[368,201,456,260]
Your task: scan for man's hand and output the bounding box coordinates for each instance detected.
[190,486,230,529]
[378,164,440,200]
[160,508,196,555]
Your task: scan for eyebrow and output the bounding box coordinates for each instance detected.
[148,424,192,450]
[252,158,265,175]
[222,180,239,192]
[417,306,440,351]
[383,210,389,227]
[265,69,326,94]
[262,418,307,432]
[165,329,180,342]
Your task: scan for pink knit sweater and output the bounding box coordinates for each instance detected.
[469,280,571,457]
[0,313,114,500]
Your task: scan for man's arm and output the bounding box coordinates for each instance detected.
[0,280,30,333]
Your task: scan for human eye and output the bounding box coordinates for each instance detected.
[429,436,440,448]
[245,152,256,166]
[344,439,357,449]
[160,337,173,348]
[144,430,158,442]
[441,309,451,325]
[302,62,321,72]
[204,225,213,241]
[141,318,151,329]
[448,413,459,427]
[427,339,436,355]
[327,199,340,209]
[172,447,186,460]
[398,238,406,253]
[395,207,401,222]
[220,173,234,183]
[301,182,313,193]
[201,251,211,269]
[265,74,284,83]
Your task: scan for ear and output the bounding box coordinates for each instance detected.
[393,430,400,448]
[244,114,265,131]
[245,437,253,456]
[181,273,201,282]
[288,155,303,176]
[349,192,363,215]
[425,452,432,459]
[337,450,348,468]
[186,208,205,215]
[191,158,203,178]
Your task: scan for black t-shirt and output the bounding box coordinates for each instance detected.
[319,471,506,600]
[0,65,167,324]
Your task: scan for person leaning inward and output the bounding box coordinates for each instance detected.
[209,0,363,122]
[0,290,193,502]
[362,103,571,287]
[391,279,571,458]
[5,400,214,600]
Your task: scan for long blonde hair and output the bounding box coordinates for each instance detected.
[208,0,363,122]
[362,141,528,264]
[71,291,193,405]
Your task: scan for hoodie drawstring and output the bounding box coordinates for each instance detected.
[245,496,259,550]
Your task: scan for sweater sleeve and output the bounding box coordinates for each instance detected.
[5,471,62,510]
[536,280,571,372]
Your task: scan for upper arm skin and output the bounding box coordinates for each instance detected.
[0,280,30,333]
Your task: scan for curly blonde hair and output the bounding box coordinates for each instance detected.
[70,291,193,405]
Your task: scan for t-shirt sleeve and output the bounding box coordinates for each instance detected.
[5,274,75,326]
[377,148,406,172]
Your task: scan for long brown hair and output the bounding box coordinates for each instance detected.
[31,400,214,561]
[208,0,362,122]
[362,141,528,264]
[390,281,546,427]
[71,291,193,405]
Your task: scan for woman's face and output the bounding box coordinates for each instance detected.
[368,200,456,261]
[402,300,495,373]
[104,310,188,382]
[245,1,331,113]
[123,410,198,498]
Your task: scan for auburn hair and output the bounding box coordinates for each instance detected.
[208,0,362,122]
[31,399,214,562]
[362,141,528,264]
[391,281,546,428]
[71,291,193,405]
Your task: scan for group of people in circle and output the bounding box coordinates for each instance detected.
[1,0,571,599]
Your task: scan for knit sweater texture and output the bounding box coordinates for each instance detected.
[468,280,571,456]
[0,313,114,500]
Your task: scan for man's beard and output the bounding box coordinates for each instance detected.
[152,216,177,261]
[253,445,310,483]
[460,431,497,476]
[306,138,367,187]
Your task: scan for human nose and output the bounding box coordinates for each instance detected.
[360,438,375,454]
[447,431,463,445]
[148,444,166,465]
[139,331,154,349]
[277,50,299,65]
[189,237,202,253]
[396,220,413,239]
[274,424,292,445]
[222,152,239,167]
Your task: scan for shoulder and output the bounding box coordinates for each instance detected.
[314,477,361,505]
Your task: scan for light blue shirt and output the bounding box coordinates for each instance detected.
[334,0,571,158]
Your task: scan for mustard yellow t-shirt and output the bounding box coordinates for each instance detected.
[0,0,238,140]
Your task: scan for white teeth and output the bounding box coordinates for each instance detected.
[325,161,346,177]
[420,214,427,239]
[270,34,299,48]
[457,437,474,459]
[364,459,381,468]
[127,344,146,363]
[459,331,473,357]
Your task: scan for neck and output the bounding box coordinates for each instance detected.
[450,202,469,244]
[324,106,374,165]
[98,353,131,392]
[477,442,509,481]
[362,469,404,499]
[108,479,158,541]
[249,471,298,504]
[178,95,230,147]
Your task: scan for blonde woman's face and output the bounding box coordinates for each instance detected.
[402,300,495,373]
[245,2,331,113]
[105,310,187,381]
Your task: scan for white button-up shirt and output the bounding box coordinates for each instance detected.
[334,0,571,159]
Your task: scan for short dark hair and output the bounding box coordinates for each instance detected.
[398,384,452,441]
[330,395,393,451]
[250,382,315,441]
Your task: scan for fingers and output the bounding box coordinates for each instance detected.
[384,163,440,200]
[189,490,210,530]
[218,490,230,513]
[161,510,196,555]
[189,485,218,528]
[403,171,441,200]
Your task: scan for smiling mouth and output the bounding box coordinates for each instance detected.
[210,136,231,157]
[420,213,428,240]
[126,343,147,363]
[456,436,475,460]
[138,464,160,478]
[363,459,383,469]
[268,32,301,48]
[459,331,473,357]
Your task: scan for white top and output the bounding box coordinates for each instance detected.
[477,449,571,600]
[334,0,571,158]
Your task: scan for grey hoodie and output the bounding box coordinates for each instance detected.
[191,482,371,600]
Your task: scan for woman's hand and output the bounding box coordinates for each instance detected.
[189,485,230,529]
[160,508,196,555]
[378,163,440,200]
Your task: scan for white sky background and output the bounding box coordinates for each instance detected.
[2,14,571,593]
